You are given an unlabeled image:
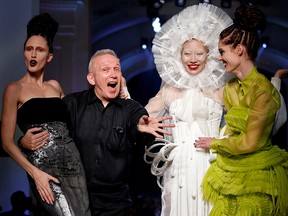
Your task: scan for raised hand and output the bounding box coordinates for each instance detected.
[138,115,175,138]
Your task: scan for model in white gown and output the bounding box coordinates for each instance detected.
[145,83,224,216]
[143,4,233,216]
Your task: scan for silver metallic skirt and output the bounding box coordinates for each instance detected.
[26,121,90,216]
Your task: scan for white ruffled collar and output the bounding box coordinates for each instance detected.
[152,3,234,92]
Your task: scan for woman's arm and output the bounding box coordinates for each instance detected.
[196,84,280,155]
[119,76,131,99]
[271,72,287,135]
[1,83,59,204]
[145,85,167,117]
[274,68,288,79]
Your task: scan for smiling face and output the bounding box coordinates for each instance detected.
[87,53,122,106]
[24,35,53,73]
[218,40,241,74]
[181,39,208,75]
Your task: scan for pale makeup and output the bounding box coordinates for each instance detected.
[24,35,52,73]
[181,39,208,75]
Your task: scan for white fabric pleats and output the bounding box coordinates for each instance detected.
[145,88,223,216]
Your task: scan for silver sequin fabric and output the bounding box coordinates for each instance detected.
[26,121,91,216]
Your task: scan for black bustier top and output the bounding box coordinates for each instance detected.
[17,97,69,133]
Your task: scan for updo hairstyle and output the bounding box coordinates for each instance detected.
[219,5,266,61]
[24,13,58,53]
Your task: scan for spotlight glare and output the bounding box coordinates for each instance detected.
[175,0,186,7]
[221,0,231,8]
[153,2,162,8]
[140,38,149,50]
[261,36,270,49]
[152,17,162,32]
[200,0,211,3]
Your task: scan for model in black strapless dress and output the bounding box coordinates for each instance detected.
[17,97,90,216]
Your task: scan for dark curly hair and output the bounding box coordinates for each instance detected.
[24,13,58,53]
[219,5,266,61]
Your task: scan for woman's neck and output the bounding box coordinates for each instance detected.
[236,61,255,81]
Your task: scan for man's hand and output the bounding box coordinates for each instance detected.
[20,127,49,151]
[138,115,174,138]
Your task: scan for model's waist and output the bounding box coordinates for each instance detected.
[24,121,69,139]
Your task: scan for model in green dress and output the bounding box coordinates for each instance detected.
[194,5,288,216]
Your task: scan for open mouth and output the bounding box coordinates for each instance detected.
[107,81,117,88]
[188,64,199,70]
[30,60,37,67]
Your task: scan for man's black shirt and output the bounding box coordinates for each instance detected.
[63,88,155,215]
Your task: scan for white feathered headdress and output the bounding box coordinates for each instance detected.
[152,3,233,90]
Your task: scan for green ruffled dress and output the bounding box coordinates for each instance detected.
[202,67,288,216]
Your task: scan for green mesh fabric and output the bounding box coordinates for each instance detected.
[224,106,250,134]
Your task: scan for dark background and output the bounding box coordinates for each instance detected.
[1,0,288,214]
